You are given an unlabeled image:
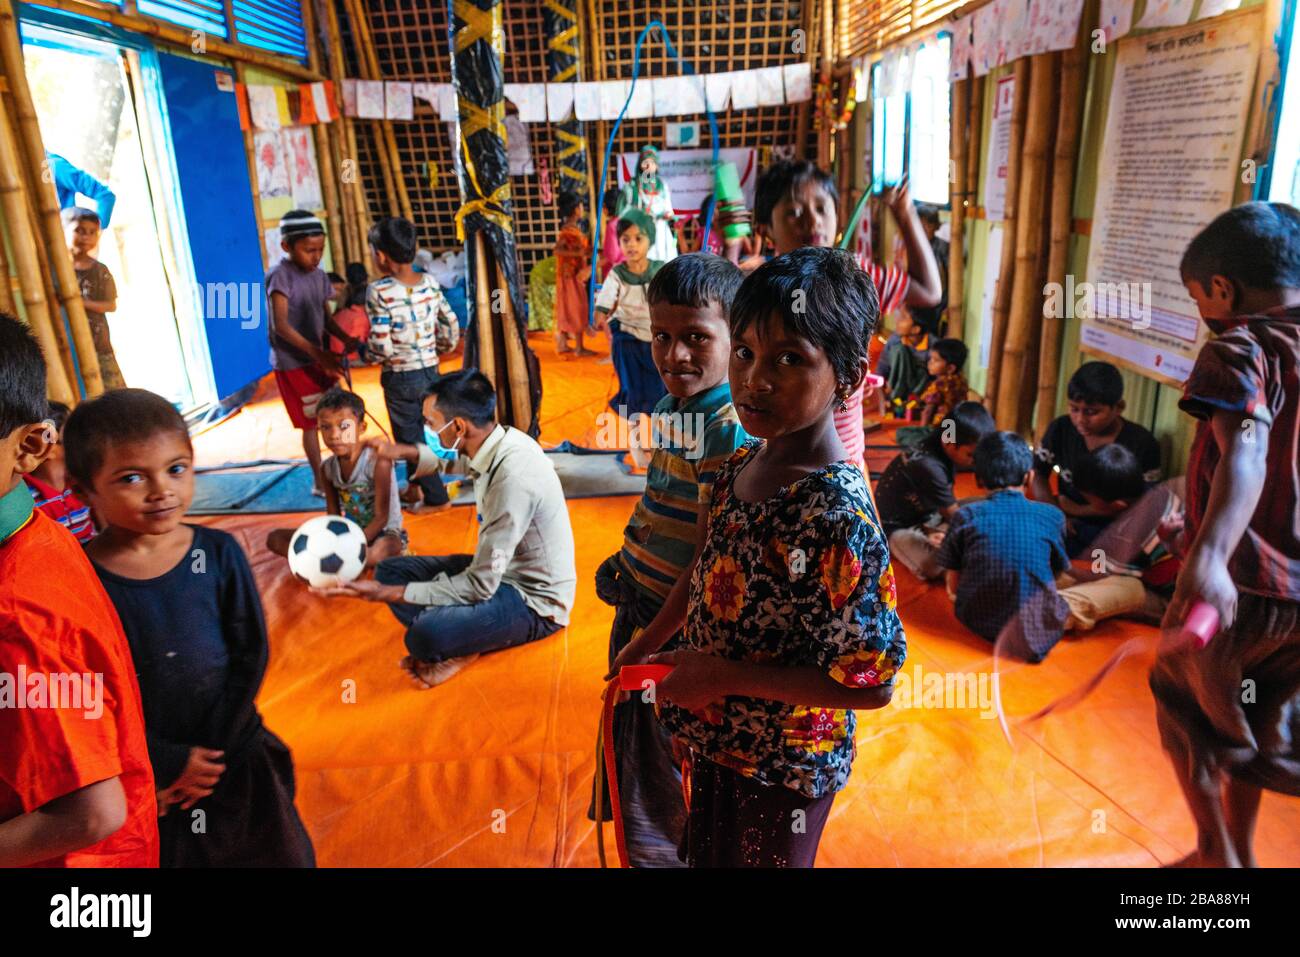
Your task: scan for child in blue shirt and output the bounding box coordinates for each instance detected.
[937,431,1070,662]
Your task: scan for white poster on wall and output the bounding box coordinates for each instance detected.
[1081,10,1262,386]
[979,225,1005,371]
[617,147,758,215]
[281,127,322,209]
[983,74,1016,221]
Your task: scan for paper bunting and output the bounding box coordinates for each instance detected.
[235,82,252,131]
[1137,0,1195,29]
[247,84,280,130]
[729,70,759,110]
[573,81,601,121]
[1099,0,1135,42]
[1197,0,1241,19]
[598,80,630,120]
[503,83,548,122]
[341,78,358,118]
[783,63,812,103]
[949,15,973,81]
[705,71,733,111]
[385,81,413,121]
[755,67,785,106]
[625,78,655,119]
[546,83,574,121]
[356,80,385,119]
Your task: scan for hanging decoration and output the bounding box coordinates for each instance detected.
[543,0,589,204]
[449,0,541,435]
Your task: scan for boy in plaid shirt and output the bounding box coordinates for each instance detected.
[367,217,460,511]
[1151,202,1300,867]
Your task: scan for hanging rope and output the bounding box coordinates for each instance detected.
[585,20,722,328]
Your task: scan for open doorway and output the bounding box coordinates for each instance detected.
[22,24,213,411]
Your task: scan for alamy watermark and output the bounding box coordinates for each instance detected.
[0,667,104,719]
[593,408,710,460]
[1044,275,1152,330]
[199,281,262,330]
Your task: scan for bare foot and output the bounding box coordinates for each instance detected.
[574,348,598,357]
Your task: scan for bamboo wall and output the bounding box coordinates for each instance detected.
[340,0,819,277]
[950,0,1276,472]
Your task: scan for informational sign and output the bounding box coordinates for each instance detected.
[1081,10,1262,386]
[983,74,1015,221]
[616,147,757,216]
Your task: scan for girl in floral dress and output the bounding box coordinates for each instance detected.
[612,246,906,867]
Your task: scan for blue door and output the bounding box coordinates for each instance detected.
[156,51,268,400]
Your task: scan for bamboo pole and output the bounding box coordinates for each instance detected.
[947,74,969,339]
[965,75,983,211]
[301,0,347,270]
[342,0,411,220]
[23,165,75,389]
[0,98,73,403]
[0,227,14,316]
[818,0,834,166]
[996,53,1057,433]
[0,0,103,395]
[319,0,368,262]
[495,258,534,428]
[25,0,323,81]
[473,232,499,396]
[982,57,1028,416]
[1035,39,1088,438]
[232,62,269,271]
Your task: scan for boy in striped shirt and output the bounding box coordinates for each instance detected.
[22,401,94,544]
[590,253,748,867]
[366,217,460,511]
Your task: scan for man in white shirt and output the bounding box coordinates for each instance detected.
[314,370,577,687]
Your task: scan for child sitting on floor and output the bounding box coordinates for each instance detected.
[267,387,406,567]
[1055,443,1181,632]
[1030,360,1161,556]
[67,388,315,867]
[937,431,1070,662]
[23,400,95,544]
[874,400,994,581]
[613,247,905,868]
[0,314,158,868]
[589,253,748,868]
[877,312,933,416]
[918,338,969,427]
[1149,201,1300,867]
[595,208,667,456]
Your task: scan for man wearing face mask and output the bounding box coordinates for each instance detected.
[313,370,577,688]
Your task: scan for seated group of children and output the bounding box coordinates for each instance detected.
[875,356,1173,661]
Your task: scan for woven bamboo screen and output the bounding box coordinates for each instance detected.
[337,0,815,276]
[842,0,972,58]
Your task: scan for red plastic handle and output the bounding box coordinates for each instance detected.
[864,373,885,389]
[618,664,673,691]
[1180,601,1219,648]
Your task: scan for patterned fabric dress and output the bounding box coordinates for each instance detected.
[658,440,907,799]
[553,223,591,335]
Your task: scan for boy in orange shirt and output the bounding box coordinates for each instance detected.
[0,313,158,867]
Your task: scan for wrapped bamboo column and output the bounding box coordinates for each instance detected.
[996,53,1058,433]
[544,0,590,210]
[24,175,76,388]
[817,0,834,166]
[450,0,541,435]
[0,100,73,402]
[301,0,347,270]
[0,0,102,395]
[232,63,269,270]
[947,74,969,339]
[965,77,983,207]
[342,0,412,221]
[1035,39,1088,438]
[982,57,1029,414]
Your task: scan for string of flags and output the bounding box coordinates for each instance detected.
[946,0,1241,82]
[329,64,814,126]
[237,81,341,132]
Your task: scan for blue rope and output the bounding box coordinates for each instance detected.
[586,20,722,330]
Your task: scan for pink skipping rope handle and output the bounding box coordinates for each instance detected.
[618,664,673,691]
[1180,601,1220,649]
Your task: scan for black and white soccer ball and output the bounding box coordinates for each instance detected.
[288,515,368,587]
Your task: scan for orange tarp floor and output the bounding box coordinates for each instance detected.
[192,337,1300,867]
